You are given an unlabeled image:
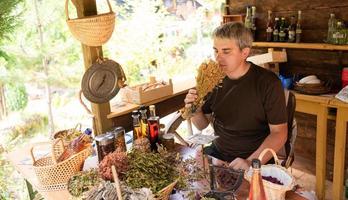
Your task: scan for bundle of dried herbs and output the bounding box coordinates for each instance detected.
[99,150,129,181]
[125,150,178,193]
[133,137,151,153]
[67,169,102,197]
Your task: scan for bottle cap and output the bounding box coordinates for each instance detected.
[251,158,261,169]
[84,128,92,135]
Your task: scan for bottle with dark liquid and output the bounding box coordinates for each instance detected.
[57,128,92,162]
[295,10,302,43]
[132,110,142,140]
[279,17,286,42]
[248,159,267,200]
[273,17,280,42]
[139,106,149,138]
[148,105,160,151]
[266,10,273,42]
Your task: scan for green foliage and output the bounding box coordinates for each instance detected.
[5,83,28,111]
[0,0,25,44]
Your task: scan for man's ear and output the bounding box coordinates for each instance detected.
[241,47,251,59]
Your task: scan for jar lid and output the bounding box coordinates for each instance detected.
[95,133,115,145]
[162,133,174,140]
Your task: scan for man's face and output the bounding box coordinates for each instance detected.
[213,37,250,76]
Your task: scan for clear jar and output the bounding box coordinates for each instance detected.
[95,133,115,162]
[112,126,126,152]
[161,133,175,151]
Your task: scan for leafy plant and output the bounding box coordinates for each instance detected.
[5,83,28,111]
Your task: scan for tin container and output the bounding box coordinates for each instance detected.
[95,133,115,162]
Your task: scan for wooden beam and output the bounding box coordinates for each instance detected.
[253,42,348,51]
[73,0,113,135]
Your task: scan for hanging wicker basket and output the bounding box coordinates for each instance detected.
[65,0,115,46]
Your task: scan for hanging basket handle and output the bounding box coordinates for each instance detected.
[29,139,64,164]
[65,0,113,20]
[258,148,281,166]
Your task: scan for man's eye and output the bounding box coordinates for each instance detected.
[223,50,231,54]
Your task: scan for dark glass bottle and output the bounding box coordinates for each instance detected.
[295,10,302,43]
[273,17,280,42]
[266,10,273,42]
[148,105,160,151]
[288,16,296,43]
[132,110,142,140]
[279,17,286,42]
[248,159,267,200]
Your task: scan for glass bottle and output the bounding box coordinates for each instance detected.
[295,10,302,43]
[273,17,280,42]
[148,105,160,151]
[248,159,267,200]
[279,17,286,42]
[251,6,257,40]
[288,16,296,43]
[57,128,92,162]
[334,21,346,45]
[327,13,337,44]
[132,110,142,140]
[139,106,149,138]
[245,6,252,29]
[266,10,273,42]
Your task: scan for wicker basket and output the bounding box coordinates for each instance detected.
[65,0,115,46]
[53,123,82,146]
[293,82,331,95]
[244,148,295,200]
[30,139,91,191]
[155,179,178,200]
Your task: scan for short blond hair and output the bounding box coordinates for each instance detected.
[212,22,253,50]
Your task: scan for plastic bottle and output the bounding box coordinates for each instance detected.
[57,128,92,162]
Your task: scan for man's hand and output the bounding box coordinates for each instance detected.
[229,157,251,171]
[184,89,198,109]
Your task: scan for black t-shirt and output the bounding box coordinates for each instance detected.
[201,63,287,161]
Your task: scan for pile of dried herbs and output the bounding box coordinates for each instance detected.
[67,169,102,197]
[125,149,178,193]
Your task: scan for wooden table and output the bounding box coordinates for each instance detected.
[329,99,348,200]
[7,143,307,200]
[292,92,333,200]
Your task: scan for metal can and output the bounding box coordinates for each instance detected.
[95,133,115,162]
[161,133,175,151]
[112,126,126,152]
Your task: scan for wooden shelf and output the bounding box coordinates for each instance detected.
[252,42,348,51]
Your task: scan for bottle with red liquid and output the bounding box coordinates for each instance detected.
[57,128,92,162]
[248,159,267,200]
[148,105,159,151]
[342,68,348,88]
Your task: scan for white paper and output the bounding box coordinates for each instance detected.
[186,134,218,145]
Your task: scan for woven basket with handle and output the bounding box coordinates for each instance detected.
[65,0,115,46]
[244,148,295,200]
[30,139,91,191]
[155,179,178,200]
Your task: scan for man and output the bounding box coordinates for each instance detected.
[184,22,288,170]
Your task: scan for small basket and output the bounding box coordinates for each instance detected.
[244,148,295,200]
[155,179,178,200]
[293,82,331,95]
[53,123,82,146]
[65,0,115,46]
[30,139,91,191]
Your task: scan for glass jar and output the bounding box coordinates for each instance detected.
[161,133,175,151]
[95,133,115,162]
[112,126,127,152]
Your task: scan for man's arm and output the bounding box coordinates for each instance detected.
[229,123,287,170]
[247,123,288,164]
[190,109,211,130]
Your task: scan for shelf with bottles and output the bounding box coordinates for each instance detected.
[252,42,348,51]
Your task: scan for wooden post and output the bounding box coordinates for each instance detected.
[72,0,113,135]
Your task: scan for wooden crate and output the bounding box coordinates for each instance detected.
[122,79,173,105]
[247,50,287,65]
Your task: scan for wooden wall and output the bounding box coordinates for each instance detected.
[227,0,348,180]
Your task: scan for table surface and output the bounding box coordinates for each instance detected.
[7,142,308,200]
